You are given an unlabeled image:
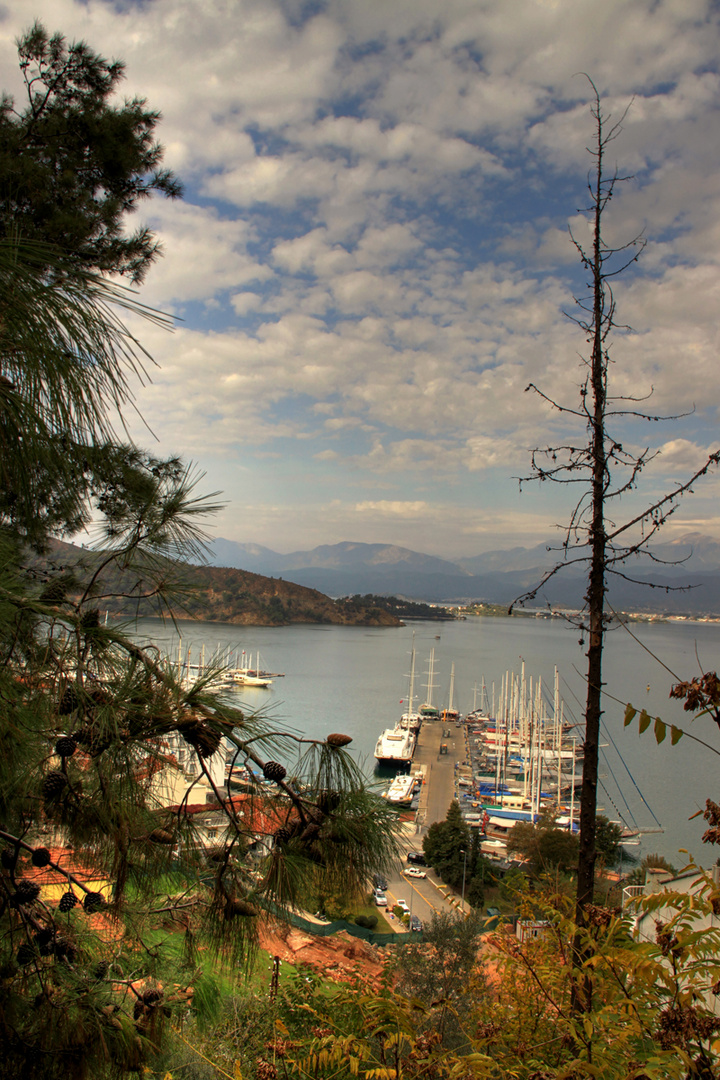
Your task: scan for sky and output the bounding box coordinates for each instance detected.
[3,0,720,560]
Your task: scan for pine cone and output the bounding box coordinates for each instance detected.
[225,897,260,918]
[39,579,67,603]
[54,736,77,758]
[206,846,227,864]
[318,790,341,814]
[1,847,16,870]
[263,761,287,783]
[53,936,77,962]
[179,719,222,758]
[42,770,68,801]
[83,891,106,912]
[142,987,163,1005]
[31,847,52,868]
[14,879,41,904]
[58,686,80,715]
[35,928,56,956]
[326,733,352,747]
[299,822,321,843]
[92,960,109,979]
[149,829,175,845]
[273,827,291,846]
[80,608,100,630]
[75,723,112,755]
[58,891,78,912]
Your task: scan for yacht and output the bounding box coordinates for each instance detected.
[374,725,416,767]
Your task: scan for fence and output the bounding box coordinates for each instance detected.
[285,910,503,944]
[286,911,419,945]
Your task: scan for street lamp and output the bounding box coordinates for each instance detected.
[459,848,467,912]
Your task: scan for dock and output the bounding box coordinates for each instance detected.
[412,722,468,833]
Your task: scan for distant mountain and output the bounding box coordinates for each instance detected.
[205,534,720,614]
[209,538,470,578]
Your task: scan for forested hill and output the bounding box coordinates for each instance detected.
[31,542,402,627]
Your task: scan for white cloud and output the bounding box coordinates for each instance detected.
[4,0,720,554]
[354,500,430,516]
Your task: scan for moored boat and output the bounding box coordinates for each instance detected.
[384,773,417,806]
[374,725,416,767]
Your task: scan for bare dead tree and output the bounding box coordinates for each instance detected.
[511,81,720,1008]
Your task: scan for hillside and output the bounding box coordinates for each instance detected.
[30,542,402,627]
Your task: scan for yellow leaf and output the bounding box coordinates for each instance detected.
[234,1066,243,1080]
[638,709,651,733]
[624,704,637,727]
[654,718,667,744]
[274,1019,289,1035]
[671,725,684,745]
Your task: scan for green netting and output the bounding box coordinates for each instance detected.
[270,907,502,945]
[286,912,421,944]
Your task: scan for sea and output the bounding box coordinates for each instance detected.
[128,613,720,869]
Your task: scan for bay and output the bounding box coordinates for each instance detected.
[129,613,720,868]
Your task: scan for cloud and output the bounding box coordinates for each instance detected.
[354,500,430,516]
[4,0,720,555]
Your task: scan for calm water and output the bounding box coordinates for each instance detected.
[129,614,720,867]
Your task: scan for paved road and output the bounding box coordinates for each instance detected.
[383,865,464,929]
[413,721,467,833]
[374,719,473,929]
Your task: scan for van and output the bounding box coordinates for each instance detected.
[407,851,427,865]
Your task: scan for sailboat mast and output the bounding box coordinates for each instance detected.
[408,633,416,716]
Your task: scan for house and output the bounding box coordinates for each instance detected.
[624,864,720,1015]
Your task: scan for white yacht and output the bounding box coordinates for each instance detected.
[374,725,416,767]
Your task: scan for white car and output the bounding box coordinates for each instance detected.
[374,890,388,907]
[395,898,410,913]
[404,867,427,879]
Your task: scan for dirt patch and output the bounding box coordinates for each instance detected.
[258,923,388,987]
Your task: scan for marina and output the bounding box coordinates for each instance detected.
[129,613,720,864]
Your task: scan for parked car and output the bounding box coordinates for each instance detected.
[374,890,388,907]
[395,898,409,913]
[404,867,426,879]
[410,915,423,932]
[407,851,427,865]
[372,873,388,891]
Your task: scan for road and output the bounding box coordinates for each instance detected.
[384,868,461,929]
[377,718,473,929]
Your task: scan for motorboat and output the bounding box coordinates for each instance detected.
[374,725,415,767]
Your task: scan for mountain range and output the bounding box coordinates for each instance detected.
[204,533,720,615]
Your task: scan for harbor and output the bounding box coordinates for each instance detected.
[129,612,720,863]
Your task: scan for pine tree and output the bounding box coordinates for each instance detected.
[0,22,182,283]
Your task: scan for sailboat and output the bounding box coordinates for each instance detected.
[400,635,421,732]
[223,650,283,688]
[418,648,440,720]
[375,635,420,767]
[441,661,460,723]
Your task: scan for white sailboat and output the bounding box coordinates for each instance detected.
[419,648,439,720]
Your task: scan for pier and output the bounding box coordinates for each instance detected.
[413,721,467,833]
